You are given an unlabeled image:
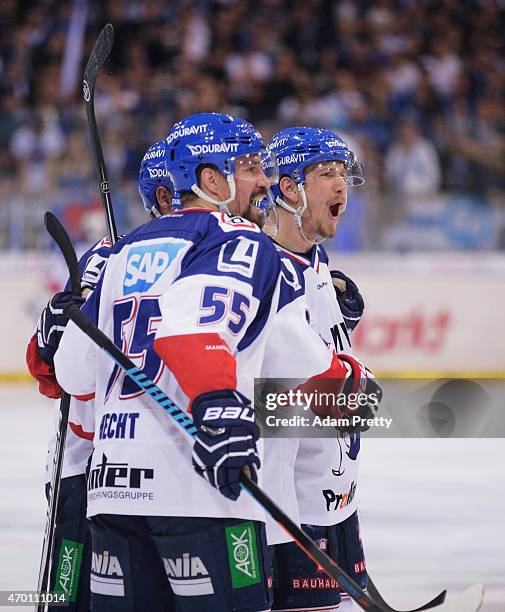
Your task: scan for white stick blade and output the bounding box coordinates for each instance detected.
[429,584,484,612]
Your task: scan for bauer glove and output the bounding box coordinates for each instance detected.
[191,389,260,501]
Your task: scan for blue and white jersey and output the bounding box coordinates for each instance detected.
[46,237,113,484]
[54,209,281,521]
[273,243,360,528]
[261,248,337,544]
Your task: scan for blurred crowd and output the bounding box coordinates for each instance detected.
[0,0,504,251]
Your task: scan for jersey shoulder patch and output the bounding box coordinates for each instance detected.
[210,211,260,234]
[94,236,112,250]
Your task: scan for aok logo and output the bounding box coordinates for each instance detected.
[123,241,186,295]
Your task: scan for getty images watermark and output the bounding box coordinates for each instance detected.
[254,379,391,438]
[254,377,505,438]
[263,388,390,430]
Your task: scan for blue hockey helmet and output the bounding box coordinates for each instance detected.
[267,127,364,243]
[138,140,175,217]
[164,112,278,214]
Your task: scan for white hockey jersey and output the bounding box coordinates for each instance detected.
[275,244,361,527]
[54,209,281,522]
[261,246,337,544]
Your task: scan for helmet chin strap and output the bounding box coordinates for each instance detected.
[276,183,326,246]
[191,174,236,214]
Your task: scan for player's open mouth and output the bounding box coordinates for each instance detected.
[328,203,341,219]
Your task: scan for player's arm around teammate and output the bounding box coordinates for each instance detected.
[54,114,282,612]
[25,140,175,612]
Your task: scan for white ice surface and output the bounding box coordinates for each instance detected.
[0,384,503,610]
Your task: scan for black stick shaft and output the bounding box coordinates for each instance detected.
[83,23,117,244]
[36,213,82,610]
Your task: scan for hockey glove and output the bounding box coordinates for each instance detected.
[335,353,382,433]
[191,389,260,501]
[330,270,364,332]
[36,291,85,365]
[305,353,382,434]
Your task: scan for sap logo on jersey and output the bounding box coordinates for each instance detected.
[123,241,186,295]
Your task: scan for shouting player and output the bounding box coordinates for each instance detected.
[266,127,376,612]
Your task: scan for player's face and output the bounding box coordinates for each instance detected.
[302,161,347,240]
[231,153,272,221]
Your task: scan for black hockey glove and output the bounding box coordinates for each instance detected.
[191,389,260,501]
[330,270,364,332]
[36,291,85,365]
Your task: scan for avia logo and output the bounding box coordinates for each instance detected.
[123,240,186,295]
[163,554,209,578]
[147,167,170,179]
[166,123,208,145]
[187,142,239,156]
[91,551,124,577]
[317,281,328,290]
[278,152,309,166]
[163,554,214,596]
[88,453,154,490]
[143,147,164,161]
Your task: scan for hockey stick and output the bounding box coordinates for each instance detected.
[35,213,82,611]
[83,22,118,245]
[60,301,484,612]
[366,576,446,612]
[45,216,484,612]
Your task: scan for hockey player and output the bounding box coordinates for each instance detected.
[53,113,283,612]
[266,127,374,612]
[26,139,174,611]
